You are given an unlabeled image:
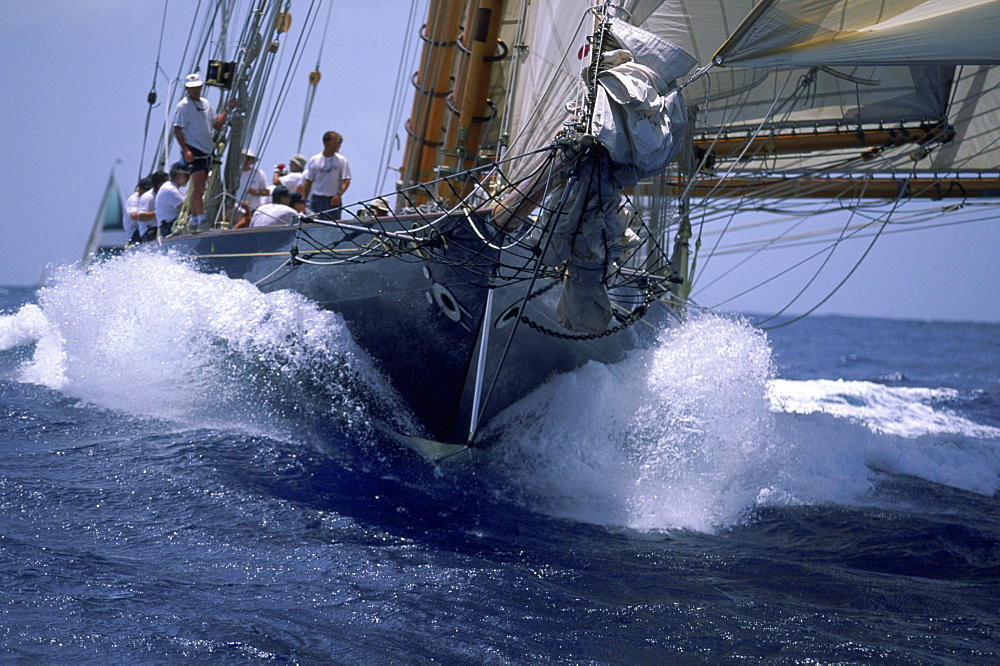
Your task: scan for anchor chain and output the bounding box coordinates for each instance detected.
[518,285,660,340]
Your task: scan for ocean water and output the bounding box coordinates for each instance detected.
[1,252,998,663]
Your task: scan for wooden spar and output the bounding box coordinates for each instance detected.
[398,0,464,205]
[437,0,506,202]
[652,176,1000,200]
[694,125,955,160]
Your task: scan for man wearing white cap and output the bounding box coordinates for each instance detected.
[173,72,233,232]
[237,149,269,212]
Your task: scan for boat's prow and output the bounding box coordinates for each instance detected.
[373,422,477,464]
[375,422,480,465]
[405,437,476,465]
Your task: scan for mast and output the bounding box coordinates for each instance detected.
[203,2,289,228]
[436,0,506,203]
[398,0,464,206]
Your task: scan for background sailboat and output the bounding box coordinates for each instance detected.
[81,170,126,265]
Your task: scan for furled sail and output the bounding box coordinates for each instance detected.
[540,19,695,333]
[590,17,696,181]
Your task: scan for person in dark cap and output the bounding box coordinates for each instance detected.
[288,192,310,215]
[237,185,298,228]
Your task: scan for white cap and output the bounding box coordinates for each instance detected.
[184,73,203,88]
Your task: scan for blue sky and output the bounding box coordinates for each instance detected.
[1,1,997,323]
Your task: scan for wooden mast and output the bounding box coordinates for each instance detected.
[398,0,464,206]
[436,0,506,203]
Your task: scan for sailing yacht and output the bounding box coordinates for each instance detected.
[91,0,1000,458]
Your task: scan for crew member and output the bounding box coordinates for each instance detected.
[302,131,351,221]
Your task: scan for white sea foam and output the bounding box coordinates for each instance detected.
[3,255,996,530]
[0,251,406,432]
[486,313,1000,532]
[770,378,1000,496]
[0,302,68,388]
[770,378,999,439]
[486,314,782,532]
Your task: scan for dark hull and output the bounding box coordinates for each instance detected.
[162,216,660,445]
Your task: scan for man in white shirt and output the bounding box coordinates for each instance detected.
[123,177,151,245]
[173,72,233,232]
[154,163,189,238]
[237,149,269,212]
[138,171,168,242]
[302,131,351,221]
[246,186,298,227]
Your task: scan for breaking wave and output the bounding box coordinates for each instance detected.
[0,251,415,437]
[486,314,1000,532]
[2,254,996,534]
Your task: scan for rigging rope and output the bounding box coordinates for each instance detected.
[298,0,334,153]
[757,206,895,331]
[139,0,171,181]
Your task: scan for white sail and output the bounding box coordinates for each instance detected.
[603,0,1000,176]
[714,0,1000,67]
[932,65,1000,173]
[500,0,595,164]
[81,171,126,265]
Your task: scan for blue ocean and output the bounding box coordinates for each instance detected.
[2,252,998,663]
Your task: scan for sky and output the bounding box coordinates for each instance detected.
[0,1,997,323]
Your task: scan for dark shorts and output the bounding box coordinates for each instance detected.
[187,146,211,174]
[310,194,342,221]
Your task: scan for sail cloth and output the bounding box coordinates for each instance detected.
[499,1,1000,175]
[590,18,697,183]
[606,0,1000,174]
[715,0,1000,67]
[544,22,695,334]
